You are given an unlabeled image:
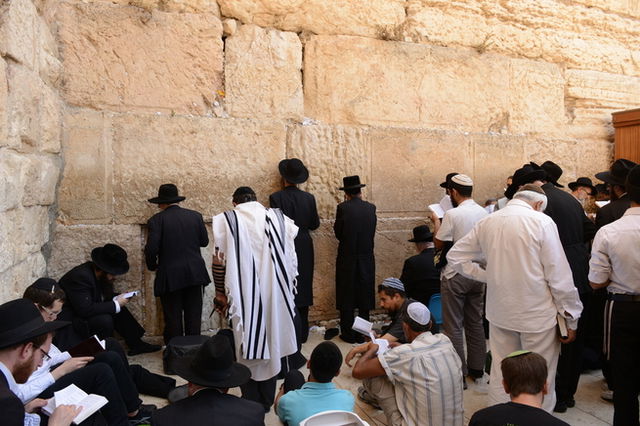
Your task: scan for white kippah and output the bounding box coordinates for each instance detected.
[381,277,405,292]
[407,302,431,325]
[451,174,473,187]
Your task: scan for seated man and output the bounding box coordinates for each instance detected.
[345,278,413,367]
[275,341,354,425]
[470,351,569,426]
[58,244,160,356]
[351,302,463,426]
[400,225,440,306]
[151,334,264,426]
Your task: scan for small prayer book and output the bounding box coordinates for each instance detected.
[67,335,106,358]
[42,384,108,425]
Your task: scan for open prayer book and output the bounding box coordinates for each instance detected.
[68,335,106,358]
[351,316,389,355]
[428,196,454,219]
[42,384,107,425]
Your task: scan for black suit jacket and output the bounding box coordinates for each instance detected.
[334,197,377,310]
[0,370,25,426]
[151,388,265,426]
[595,193,630,229]
[542,183,596,294]
[400,248,441,306]
[145,205,210,296]
[270,187,320,307]
[59,262,118,319]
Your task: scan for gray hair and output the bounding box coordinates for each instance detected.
[514,188,548,211]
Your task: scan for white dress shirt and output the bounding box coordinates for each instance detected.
[447,198,583,332]
[589,207,640,295]
[0,361,41,426]
[436,199,488,279]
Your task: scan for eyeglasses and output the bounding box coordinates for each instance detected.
[38,305,61,319]
[36,346,51,362]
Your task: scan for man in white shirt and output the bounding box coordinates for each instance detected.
[589,165,640,426]
[447,184,583,412]
[431,174,488,384]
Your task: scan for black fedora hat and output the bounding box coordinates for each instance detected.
[627,164,640,200]
[541,161,564,188]
[91,243,130,275]
[148,184,186,204]
[505,163,547,199]
[278,158,309,184]
[339,175,366,191]
[173,334,251,388]
[568,177,596,194]
[408,225,433,242]
[595,159,638,186]
[439,172,460,189]
[0,299,69,349]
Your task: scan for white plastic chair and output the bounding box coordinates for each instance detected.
[299,410,370,426]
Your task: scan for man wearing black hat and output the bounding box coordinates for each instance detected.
[400,225,440,306]
[58,244,160,356]
[589,164,640,425]
[0,298,79,426]
[145,183,210,345]
[151,334,264,425]
[270,159,320,344]
[595,158,638,229]
[334,175,377,344]
[568,177,596,205]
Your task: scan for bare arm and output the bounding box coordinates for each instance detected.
[352,343,385,380]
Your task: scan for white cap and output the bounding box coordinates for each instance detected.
[451,174,473,187]
[407,302,431,325]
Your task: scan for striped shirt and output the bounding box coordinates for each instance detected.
[378,332,464,426]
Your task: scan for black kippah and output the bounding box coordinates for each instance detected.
[232,186,255,198]
[32,278,57,293]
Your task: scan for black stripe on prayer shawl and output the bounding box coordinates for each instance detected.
[250,260,265,360]
[265,214,296,323]
[224,211,246,333]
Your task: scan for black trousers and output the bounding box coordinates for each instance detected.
[556,291,591,402]
[340,309,369,340]
[298,306,310,344]
[241,376,278,413]
[87,306,145,348]
[159,285,203,345]
[609,300,640,426]
[39,363,129,426]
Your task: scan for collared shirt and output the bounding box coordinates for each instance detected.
[277,381,354,426]
[589,207,640,295]
[0,362,40,426]
[378,332,463,426]
[437,199,488,279]
[447,199,583,332]
[15,344,71,403]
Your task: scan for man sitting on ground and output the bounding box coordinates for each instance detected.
[470,350,569,426]
[350,302,463,426]
[275,341,354,425]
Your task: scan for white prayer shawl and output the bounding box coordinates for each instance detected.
[212,201,299,381]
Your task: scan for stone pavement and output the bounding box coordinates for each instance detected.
[135,331,613,425]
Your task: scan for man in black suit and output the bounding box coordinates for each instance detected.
[270,159,320,344]
[334,175,377,344]
[400,225,440,307]
[538,161,596,413]
[145,184,210,345]
[151,334,264,426]
[595,158,637,229]
[58,244,160,356]
[0,298,79,426]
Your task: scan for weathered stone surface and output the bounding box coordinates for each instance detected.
[49,224,147,325]
[473,134,526,204]
[0,59,7,146]
[111,114,286,224]
[56,1,223,114]
[222,18,237,36]
[572,0,640,18]
[0,251,46,300]
[308,222,338,321]
[0,150,28,212]
[22,154,60,206]
[0,0,38,68]
[370,128,473,213]
[576,139,615,183]
[525,139,579,186]
[286,124,370,219]
[6,63,42,148]
[37,19,62,89]
[58,110,113,223]
[218,0,406,38]
[225,25,303,120]
[127,0,220,14]
[40,84,62,153]
[0,206,49,273]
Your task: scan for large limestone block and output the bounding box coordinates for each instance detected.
[576,139,614,182]
[0,206,49,273]
[37,19,62,89]
[225,25,303,120]
[0,0,38,69]
[217,0,406,38]
[473,134,526,204]
[6,63,42,148]
[0,59,7,146]
[308,222,338,321]
[125,0,220,14]
[304,36,511,132]
[22,154,60,206]
[286,124,370,219]
[374,217,427,283]
[111,114,286,224]
[40,84,62,154]
[58,110,113,223]
[0,252,46,301]
[0,150,27,212]
[49,224,147,325]
[572,0,640,18]
[56,1,223,114]
[369,128,473,213]
[525,139,578,186]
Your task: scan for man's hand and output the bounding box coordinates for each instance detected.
[115,294,130,307]
[559,328,577,344]
[214,293,228,315]
[429,210,440,224]
[24,398,48,413]
[345,343,371,367]
[49,405,83,426]
[52,357,94,380]
[212,248,226,266]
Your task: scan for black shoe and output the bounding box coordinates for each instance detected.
[553,400,568,413]
[324,328,339,340]
[128,341,161,356]
[128,405,155,426]
[339,334,358,344]
[566,398,575,408]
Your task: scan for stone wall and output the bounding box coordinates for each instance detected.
[0,0,63,302]
[2,0,640,333]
